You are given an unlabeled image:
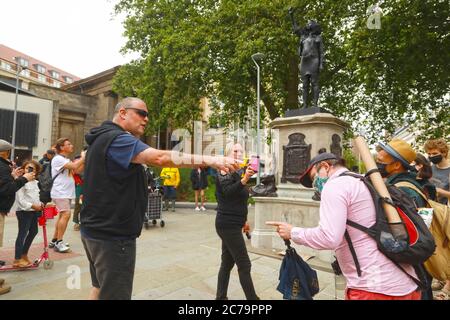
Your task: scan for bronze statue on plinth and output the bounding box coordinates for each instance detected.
[288,7,324,109]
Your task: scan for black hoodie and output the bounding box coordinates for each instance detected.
[0,157,28,213]
[80,121,148,240]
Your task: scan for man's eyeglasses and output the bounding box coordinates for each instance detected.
[125,107,148,118]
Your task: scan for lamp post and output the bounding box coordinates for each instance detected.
[11,61,26,162]
[251,52,265,185]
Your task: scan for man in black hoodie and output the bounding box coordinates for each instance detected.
[0,139,34,295]
[80,97,239,300]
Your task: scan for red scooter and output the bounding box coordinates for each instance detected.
[0,206,57,272]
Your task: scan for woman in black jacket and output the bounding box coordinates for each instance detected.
[190,167,208,211]
[215,143,259,300]
[0,140,33,293]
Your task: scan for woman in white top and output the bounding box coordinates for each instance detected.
[14,160,43,268]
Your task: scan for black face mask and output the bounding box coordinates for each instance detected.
[376,162,390,178]
[429,154,443,165]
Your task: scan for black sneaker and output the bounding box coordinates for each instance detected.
[48,240,57,248]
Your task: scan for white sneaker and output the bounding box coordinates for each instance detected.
[200,206,206,211]
[54,241,70,253]
[195,207,201,211]
[50,240,70,248]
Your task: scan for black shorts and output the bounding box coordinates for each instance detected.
[81,236,136,300]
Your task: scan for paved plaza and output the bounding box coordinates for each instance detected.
[0,206,344,300]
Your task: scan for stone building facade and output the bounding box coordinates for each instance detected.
[27,67,120,156]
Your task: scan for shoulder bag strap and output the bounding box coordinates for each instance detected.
[344,230,362,277]
[394,181,430,206]
[52,168,65,182]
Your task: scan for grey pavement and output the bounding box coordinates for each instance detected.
[0,206,344,300]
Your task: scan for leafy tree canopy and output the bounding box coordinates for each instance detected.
[113,0,449,143]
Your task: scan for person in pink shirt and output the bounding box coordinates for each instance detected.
[267,152,421,300]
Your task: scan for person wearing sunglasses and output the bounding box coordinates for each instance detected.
[80,97,240,300]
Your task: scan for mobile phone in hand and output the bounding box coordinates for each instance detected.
[249,156,259,173]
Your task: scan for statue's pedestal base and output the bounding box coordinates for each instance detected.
[250,112,350,266]
[270,112,349,185]
[276,183,314,198]
[285,107,332,117]
[251,196,334,263]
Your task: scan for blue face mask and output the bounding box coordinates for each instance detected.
[313,176,329,193]
[313,165,329,193]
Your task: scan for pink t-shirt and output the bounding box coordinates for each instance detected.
[291,168,419,296]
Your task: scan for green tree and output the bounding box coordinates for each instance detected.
[113,0,449,142]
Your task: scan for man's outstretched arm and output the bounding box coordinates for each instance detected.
[132,147,240,172]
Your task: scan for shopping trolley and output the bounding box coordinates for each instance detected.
[144,188,165,229]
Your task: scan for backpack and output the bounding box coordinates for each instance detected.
[395,181,450,281]
[340,171,436,288]
[38,163,64,204]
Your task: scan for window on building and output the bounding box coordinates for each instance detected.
[38,74,46,83]
[63,76,73,84]
[50,70,59,79]
[15,57,29,67]
[0,109,38,148]
[53,80,61,88]
[20,69,30,77]
[0,60,12,71]
[35,64,46,74]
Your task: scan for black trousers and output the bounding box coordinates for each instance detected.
[15,211,39,260]
[72,196,82,224]
[422,265,433,301]
[215,226,258,300]
[81,236,136,300]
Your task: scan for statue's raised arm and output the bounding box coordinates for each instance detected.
[288,7,302,36]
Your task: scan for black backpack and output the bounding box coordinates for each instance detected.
[340,171,436,288]
[38,163,64,204]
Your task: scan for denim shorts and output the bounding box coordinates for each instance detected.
[163,186,176,199]
[81,236,136,300]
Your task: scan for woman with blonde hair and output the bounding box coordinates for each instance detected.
[215,143,259,300]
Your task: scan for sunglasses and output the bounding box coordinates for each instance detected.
[125,107,148,118]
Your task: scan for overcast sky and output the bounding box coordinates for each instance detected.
[0,0,138,79]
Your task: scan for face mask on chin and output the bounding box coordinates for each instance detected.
[429,154,443,165]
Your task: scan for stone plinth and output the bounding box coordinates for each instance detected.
[251,112,349,264]
[251,196,334,263]
[270,113,348,197]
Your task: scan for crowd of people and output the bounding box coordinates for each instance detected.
[268,138,450,300]
[0,96,448,301]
